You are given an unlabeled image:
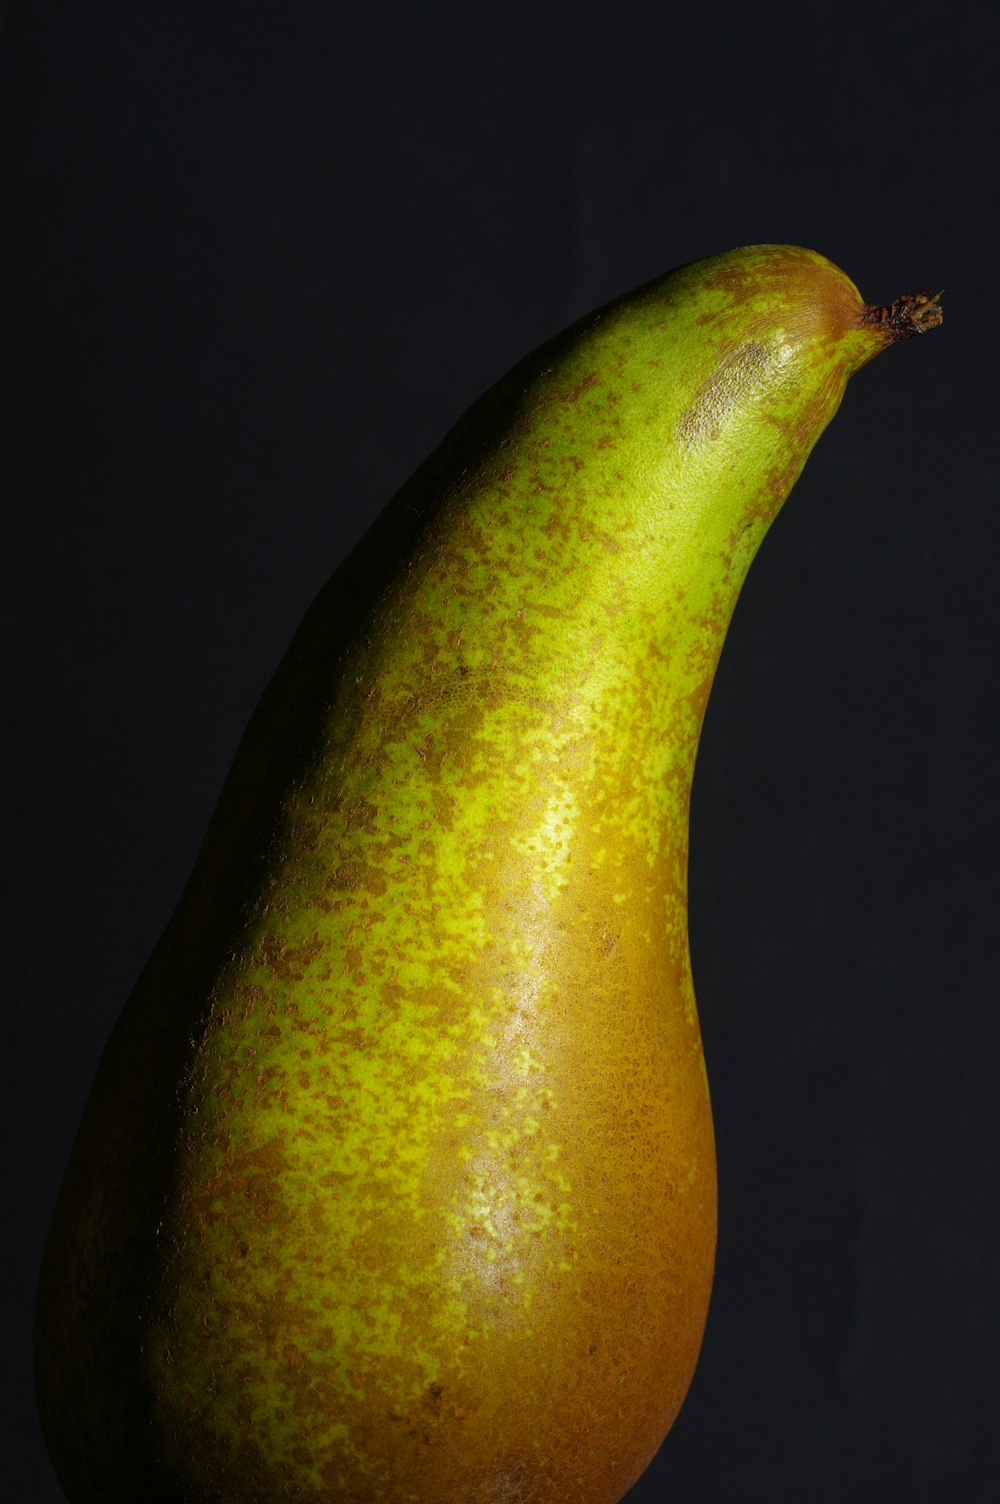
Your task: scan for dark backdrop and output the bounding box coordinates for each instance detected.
[3,2,998,1500]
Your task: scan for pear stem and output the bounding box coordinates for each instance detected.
[861,288,944,342]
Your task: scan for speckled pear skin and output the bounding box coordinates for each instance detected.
[37,246,902,1503]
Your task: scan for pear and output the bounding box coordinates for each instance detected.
[35,245,941,1504]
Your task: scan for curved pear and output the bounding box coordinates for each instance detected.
[35,245,940,1504]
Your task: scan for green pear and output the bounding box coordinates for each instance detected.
[35,245,941,1504]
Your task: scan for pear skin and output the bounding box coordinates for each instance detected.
[35,245,941,1504]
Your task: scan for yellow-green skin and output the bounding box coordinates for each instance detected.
[36,246,889,1504]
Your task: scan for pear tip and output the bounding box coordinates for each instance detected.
[861,288,944,343]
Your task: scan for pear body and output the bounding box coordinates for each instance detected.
[37,246,891,1503]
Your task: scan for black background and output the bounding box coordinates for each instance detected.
[3,2,998,1500]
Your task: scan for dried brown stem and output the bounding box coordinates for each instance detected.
[861,288,944,342]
